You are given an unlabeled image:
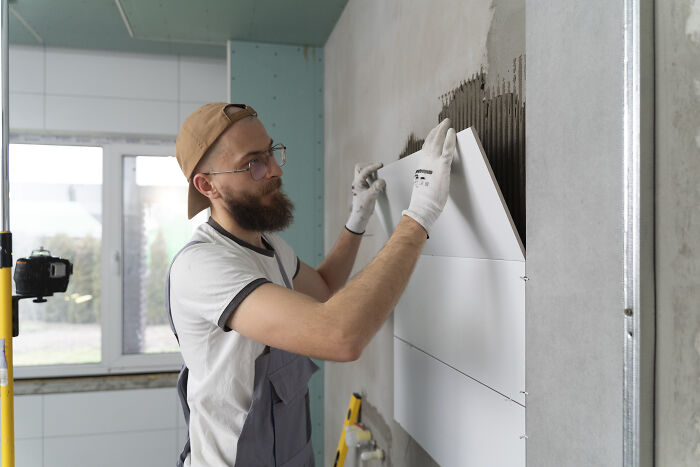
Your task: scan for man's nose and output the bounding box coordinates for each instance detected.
[267,155,283,177]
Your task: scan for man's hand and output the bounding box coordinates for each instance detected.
[346,162,386,234]
[402,119,456,235]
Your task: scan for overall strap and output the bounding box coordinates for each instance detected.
[264,235,293,290]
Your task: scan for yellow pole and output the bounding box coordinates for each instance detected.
[0,0,12,464]
[0,239,13,466]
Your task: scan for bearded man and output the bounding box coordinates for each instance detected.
[167,103,455,466]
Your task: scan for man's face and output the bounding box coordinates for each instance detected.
[209,118,294,232]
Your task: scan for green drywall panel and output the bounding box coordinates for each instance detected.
[120,0,347,46]
[9,0,348,57]
[9,0,224,57]
[229,39,325,464]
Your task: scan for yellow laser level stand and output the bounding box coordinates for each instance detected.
[333,393,362,467]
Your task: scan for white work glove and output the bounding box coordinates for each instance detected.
[346,162,386,234]
[402,119,456,235]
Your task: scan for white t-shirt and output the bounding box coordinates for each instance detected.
[169,218,299,466]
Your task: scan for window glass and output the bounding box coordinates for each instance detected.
[122,155,206,355]
[10,144,103,366]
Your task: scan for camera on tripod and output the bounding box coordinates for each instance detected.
[12,247,73,336]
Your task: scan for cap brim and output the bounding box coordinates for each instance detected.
[188,180,210,219]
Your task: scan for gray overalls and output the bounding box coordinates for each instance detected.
[166,240,319,467]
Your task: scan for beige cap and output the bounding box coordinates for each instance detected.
[175,102,258,219]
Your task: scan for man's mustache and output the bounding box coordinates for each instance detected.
[261,178,282,195]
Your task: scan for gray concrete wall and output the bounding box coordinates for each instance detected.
[323,0,523,465]
[655,1,700,465]
[525,1,628,465]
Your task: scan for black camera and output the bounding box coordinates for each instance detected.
[14,248,73,303]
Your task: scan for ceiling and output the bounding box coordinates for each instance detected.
[8,0,348,58]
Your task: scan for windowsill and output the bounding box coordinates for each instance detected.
[14,371,179,396]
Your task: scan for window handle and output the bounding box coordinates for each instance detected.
[112,250,121,276]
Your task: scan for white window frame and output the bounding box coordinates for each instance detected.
[13,137,184,379]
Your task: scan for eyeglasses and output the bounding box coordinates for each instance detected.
[202,143,286,181]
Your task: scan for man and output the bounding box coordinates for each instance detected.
[168,102,456,466]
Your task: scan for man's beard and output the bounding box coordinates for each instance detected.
[222,178,294,232]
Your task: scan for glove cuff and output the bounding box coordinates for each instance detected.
[344,225,364,235]
[402,208,438,236]
[345,213,368,235]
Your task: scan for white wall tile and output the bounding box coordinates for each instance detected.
[179,57,227,103]
[45,430,176,467]
[44,389,177,437]
[13,438,42,467]
[394,338,525,467]
[10,93,44,131]
[9,45,44,94]
[46,95,178,135]
[46,49,178,101]
[178,101,207,131]
[377,127,524,261]
[15,394,43,439]
[395,255,526,403]
[9,46,227,136]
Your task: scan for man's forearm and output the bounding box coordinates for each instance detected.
[323,216,427,353]
[315,228,363,295]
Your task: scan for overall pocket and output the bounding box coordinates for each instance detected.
[269,356,319,465]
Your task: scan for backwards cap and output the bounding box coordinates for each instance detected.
[175,102,257,219]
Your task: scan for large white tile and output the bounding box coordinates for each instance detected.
[46,48,178,101]
[394,338,525,467]
[14,394,42,439]
[10,92,44,131]
[44,388,177,437]
[395,255,526,403]
[45,429,176,467]
[46,95,179,135]
[377,127,524,261]
[179,57,227,103]
[12,438,42,467]
[9,45,44,94]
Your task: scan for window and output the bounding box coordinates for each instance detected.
[122,155,205,355]
[11,144,103,367]
[11,140,206,378]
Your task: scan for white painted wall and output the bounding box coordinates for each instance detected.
[9,45,226,136]
[10,389,186,467]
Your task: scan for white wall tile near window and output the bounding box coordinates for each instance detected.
[9,46,44,94]
[15,439,42,467]
[45,95,179,135]
[44,430,176,467]
[179,56,227,103]
[9,45,227,136]
[8,388,183,467]
[9,93,44,130]
[46,49,179,100]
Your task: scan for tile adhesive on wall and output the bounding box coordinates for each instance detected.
[399,56,526,245]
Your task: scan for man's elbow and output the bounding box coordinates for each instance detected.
[326,332,364,362]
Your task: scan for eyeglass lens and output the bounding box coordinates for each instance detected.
[250,146,285,181]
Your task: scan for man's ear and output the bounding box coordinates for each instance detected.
[192,173,221,200]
